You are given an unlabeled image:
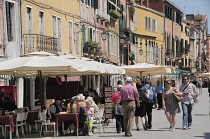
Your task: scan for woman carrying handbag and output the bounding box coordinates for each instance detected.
[162,80,182,132]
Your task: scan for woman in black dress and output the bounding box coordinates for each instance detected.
[135,81,147,131]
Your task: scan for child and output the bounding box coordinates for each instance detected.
[85,100,94,136]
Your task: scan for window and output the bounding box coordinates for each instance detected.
[161,21,164,34]
[26,6,33,52]
[75,23,80,55]
[39,11,44,35]
[52,15,62,51]
[68,21,73,54]
[134,13,138,28]
[81,0,84,3]
[145,17,151,31]
[86,0,90,6]
[152,19,158,33]
[5,1,15,41]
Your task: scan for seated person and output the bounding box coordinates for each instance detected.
[86,97,98,118]
[49,96,65,121]
[2,97,17,111]
[85,100,94,136]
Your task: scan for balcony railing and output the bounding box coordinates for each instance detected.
[23,34,59,54]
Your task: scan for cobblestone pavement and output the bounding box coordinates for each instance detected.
[11,88,210,139]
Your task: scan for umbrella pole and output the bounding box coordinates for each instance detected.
[140,72,143,81]
[38,70,44,106]
[65,75,68,96]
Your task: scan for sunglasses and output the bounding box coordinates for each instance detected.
[183,79,187,80]
[166,83,172,84]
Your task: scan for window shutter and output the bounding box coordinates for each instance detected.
[157,48,160,64]
[6,1,12,41]
[94,0,98,9]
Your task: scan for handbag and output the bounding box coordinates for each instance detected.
[173,94,183,102]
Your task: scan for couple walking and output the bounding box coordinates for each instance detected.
[162,76,198,132]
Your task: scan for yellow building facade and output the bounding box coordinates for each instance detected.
[21,0,81,56]
[133,5,164,65]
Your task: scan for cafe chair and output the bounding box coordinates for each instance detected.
[40,110,56,137]
[22,112,28,134]
[93,109,105,134]
[0,125,4,137]
[5,112,25,138]
[34,109,47,132]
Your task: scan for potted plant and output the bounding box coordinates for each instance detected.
[108,9,121,20]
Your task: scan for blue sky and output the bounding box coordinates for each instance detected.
[170,0,210,34]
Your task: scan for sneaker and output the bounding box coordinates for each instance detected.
[136,128,140,131]
[88,132,93,136]
[171,128,175,132]
[182,127,188,130]
[169,126,172,130]
[188,126,192,129]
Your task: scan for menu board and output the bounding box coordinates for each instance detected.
[104,86,113,119]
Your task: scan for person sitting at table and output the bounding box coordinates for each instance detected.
[2,97,17,111]
[85,100,94,136]
[49,96,66,121]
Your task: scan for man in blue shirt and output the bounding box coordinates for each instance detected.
[155,80,164,110]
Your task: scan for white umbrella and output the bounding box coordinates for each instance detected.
[22,51,57,57]
[0,56,98,77]
[121,63,175,77]
[198,73,210,77]
[62,58,125,75]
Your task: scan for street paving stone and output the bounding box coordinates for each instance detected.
[16,88,210,139]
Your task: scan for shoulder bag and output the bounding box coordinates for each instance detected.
[173,84,189,102]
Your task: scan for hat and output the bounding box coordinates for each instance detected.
[145,79,151,84]
[55,96,62,101]
[117,85,123,88]
[126,77,132,82]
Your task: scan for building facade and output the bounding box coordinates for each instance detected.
[133,2,164,65]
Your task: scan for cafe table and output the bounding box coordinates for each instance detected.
[0,114,17,139]
[54,113,79,136]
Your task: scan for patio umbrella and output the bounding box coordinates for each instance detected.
[61,56,125,75]
[198,73,210,77]
[22,51,57,57]
[0,56,98,77]
[0,56,99,105]
[120,63,175,77]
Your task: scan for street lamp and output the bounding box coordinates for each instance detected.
[139,49,143,55]
[101,31,107,41]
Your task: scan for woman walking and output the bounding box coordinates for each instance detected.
[162,80,182,132]
[135,81,147,131]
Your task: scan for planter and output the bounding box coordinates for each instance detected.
[108,9,121,20]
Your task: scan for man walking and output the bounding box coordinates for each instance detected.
[116,77,140,137]
[155,80,164,110]
[142,79,156,129]
[179,76,198,130]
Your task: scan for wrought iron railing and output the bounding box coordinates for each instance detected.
[23,34,59,54]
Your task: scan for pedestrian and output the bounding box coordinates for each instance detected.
[142,79,156,129]
[155,80,164,110]
[162,80,181,132]
[116,77,140,137]
[134,81,147,131]
[111,85,124,133]
[179,76,198,130]
[198,79,203,95]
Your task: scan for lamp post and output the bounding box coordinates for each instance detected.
[139,48,143,62]
[101,31,107,41]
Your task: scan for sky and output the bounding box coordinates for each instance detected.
[170,0,210,34]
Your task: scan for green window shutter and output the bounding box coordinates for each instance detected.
[90,28,92,40]
[88,28,90,40]
[93,0,98,9]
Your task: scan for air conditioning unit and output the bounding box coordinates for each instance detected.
[101,11,106,20]
[105,14,110,22]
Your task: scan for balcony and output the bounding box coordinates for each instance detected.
[23,34,59,55]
